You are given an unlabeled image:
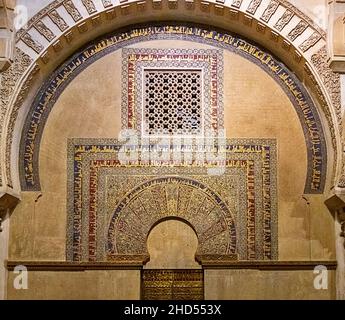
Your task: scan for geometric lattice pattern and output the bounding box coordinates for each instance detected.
[143,69,202,135]
[121,48,224,137]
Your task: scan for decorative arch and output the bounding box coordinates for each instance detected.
[18,24,327,194]
[66,137,277,262]
[107,176,237,258]
[145,217,201,269]
[0,0,341,200]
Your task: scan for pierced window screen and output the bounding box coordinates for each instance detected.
[143,69,202,135]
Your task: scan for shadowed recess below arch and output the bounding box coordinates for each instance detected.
[19,23,327,194]
[145,217,200,269]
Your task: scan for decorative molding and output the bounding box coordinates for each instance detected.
[6,257,148,271]
[243,15,253,27]
[168,0,178,10]
[185,0,194,10]
[121,48,224,134]
[0,1,336,195]
[279,0,326,38]
[311,47,342,127]
[101,0,113,8]
[15,1,64,41]
[260,0,279,23]
[299,32,322,53]
[48,9,69,32]
[246,0,262,15]
[63,0,82,22]
[303,62,338,181]
[5,260,337,271]
[256,22,266,34]
[231,0,242,8]
[66,138,278,262]
[21,33,44,54]
[13,0,327,47]
[214,4,224,16]
[195,254,238,264]
[274,9,294,31]
[287,20,308,41]
[82,0,97,14]
[152,0,163,10]
[0,48,32,187]
[200,260,338,270]
[34,21,56,42]
[5,64,40,188]
[106,175,239,259]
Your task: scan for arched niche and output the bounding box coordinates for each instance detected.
[144,218,200,269]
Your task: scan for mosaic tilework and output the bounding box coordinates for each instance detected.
[121,48,224,136]
[20,24,326,194]
[67,138,277,262]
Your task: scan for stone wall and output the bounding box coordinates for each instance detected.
[7,270,140,300]
[205,269,336,300]
[5,37,337,299]
[0,213,9,300]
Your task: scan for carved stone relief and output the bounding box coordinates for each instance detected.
[67,138,278,262]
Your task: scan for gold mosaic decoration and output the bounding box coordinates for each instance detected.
[142,270,204,300]
[67,138,278,262]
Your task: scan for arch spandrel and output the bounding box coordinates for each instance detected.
[65,138,277,262]
[107,177,237,259]
[15,25,327,195]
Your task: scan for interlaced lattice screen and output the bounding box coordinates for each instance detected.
[143,69,202,135]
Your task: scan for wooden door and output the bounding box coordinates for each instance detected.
[142,269,204,300]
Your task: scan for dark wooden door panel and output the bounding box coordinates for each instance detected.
[142,269,204,300]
